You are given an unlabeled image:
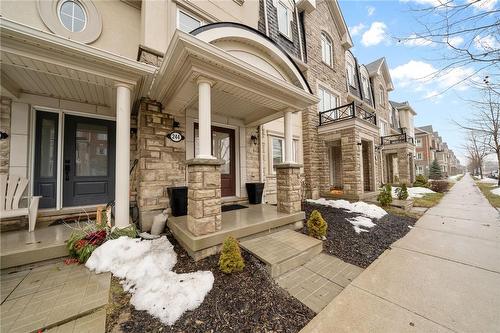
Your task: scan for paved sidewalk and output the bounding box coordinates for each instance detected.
[301,174,500,333]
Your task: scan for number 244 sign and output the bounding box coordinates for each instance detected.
[167,131,184,142]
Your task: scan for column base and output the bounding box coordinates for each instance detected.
[186,158,225,236]
[276,163,302,214]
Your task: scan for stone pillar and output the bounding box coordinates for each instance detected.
[187,158,224,236]
[397,148,410,184]
[276,163,302,214]
[115,83,132,228]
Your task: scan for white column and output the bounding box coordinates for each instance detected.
[114,83,132,228]
[196,77,215,159]
[284,110,294,163]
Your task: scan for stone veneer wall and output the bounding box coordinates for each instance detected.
[136,99,186,230]
[0,97,11,175]
[301,0,349,199]
[276,164,302,214]
[246,126,260,183]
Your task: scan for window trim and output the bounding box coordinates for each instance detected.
[321,32,333,67]
[318,86,339,113]
[58,0,87,33]
[177,8,204,33]
[269,136,298,173]
[416,152,423,160]
[416,138,423,147]
[277,1,293,40]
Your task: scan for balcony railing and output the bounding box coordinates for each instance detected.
[319,102,377,127]
[381,132,415,145]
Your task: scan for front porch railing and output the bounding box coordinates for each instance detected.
[319,102,377,126]
[381,132,415,145]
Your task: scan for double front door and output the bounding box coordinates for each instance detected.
[194,124,236,197]
[34,112,116,208]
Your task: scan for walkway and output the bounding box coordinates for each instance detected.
[301,174,500,332]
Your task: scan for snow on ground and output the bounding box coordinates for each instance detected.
[491,187,500,196]
[347,216,376,234]
[391,186,436,199]
[477,177,498,185]
[306,198,387,219]
[86,236,214,325]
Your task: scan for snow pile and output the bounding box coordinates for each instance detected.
[448,174,462,181]
[348,216,376,234]
[491,187,500,196]
[306,198,387,219]
[86,236,214,325]
[392,186,436,199]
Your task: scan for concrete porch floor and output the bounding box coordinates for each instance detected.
[167,204,305,260]
[0,224,75,269]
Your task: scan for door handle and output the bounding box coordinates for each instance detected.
[64,160,70,181]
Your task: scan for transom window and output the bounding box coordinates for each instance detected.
[177,10,203,33]
[321,32,333,66]
[277,1,292,39]
[318,86,339,112]
[58,0,86,32]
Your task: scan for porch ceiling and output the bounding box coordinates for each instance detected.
[150,31,319,125]
[0,18,156,109]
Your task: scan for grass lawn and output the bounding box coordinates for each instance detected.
[413,193,445,208]
[476,182,500,208]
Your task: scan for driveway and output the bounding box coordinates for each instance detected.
[300,174,500,332]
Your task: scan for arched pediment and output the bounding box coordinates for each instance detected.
[191,23,311,93]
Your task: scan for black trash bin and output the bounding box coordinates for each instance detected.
[167,186,188,217]
[246,182,265,204]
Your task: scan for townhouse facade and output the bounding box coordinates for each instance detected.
[0,0,416,259]
[415,125,462,177]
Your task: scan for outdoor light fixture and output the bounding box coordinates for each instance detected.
[357,141,362,146]
[250,134,258,145]
[173,120,180,128]
[0,131,8,140]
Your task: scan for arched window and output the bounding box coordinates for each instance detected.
[321,32,333,66]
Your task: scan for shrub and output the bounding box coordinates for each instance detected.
[429,160,443,180]
[307,210,327,239]
[219,236,245,274]
[413,174,429,187]
[377,184,393,206]
[396,183,409,200]
[429,180,449,193]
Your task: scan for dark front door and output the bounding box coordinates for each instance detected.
[195,124,236,197]
[63,115,116,207]
[34,111,59,208]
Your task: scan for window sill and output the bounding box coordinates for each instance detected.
[278,31,293,42]
[321,60,334,69]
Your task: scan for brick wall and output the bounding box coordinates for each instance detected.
[0,97,11,175]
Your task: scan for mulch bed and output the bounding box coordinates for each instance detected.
[303,202,417,268]
[106,230,315,333]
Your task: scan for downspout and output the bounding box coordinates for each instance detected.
[263,0,270,36]
[296,8,304,62]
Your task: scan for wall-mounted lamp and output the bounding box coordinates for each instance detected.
[0,131,9,140]
[250,134,258,145]
[173,120,180,128]
[356,141,362,146]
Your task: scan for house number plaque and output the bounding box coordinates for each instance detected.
[167,131,184,142]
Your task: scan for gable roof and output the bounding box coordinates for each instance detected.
[324,0,353,49]
[418,125,434,133]
[390,100,417,115]
[366,57,394,91]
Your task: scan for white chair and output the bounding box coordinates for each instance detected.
[0,174,41,232]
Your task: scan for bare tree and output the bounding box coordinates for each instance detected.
[463,130,490,179]
[457,79,500,183]
[400,0,500,90]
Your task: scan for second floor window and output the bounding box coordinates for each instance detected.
[59,0,86,33]
[277,2,292,39]
[379,85,385,106]
[321,33,333,66]
[416,152,423,160]
[177,10,203,33]
[416,138,422,147]
[361,76,369,97]
[318,87,339,112]
[379,120,388,137]
[346,62,355,87]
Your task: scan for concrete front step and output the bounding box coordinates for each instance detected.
[240,229,322,278]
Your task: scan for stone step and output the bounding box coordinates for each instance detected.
[240,229,322,278]
[45,309,106,333]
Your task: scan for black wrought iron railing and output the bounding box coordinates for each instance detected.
[319,102,377,126]
[381,132,415,145]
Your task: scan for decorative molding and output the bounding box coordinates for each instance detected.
[232,0,245,6]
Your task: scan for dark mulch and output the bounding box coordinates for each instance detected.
[106,230,315,333]
[304,202,417,268]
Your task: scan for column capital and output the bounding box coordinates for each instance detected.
[114,82,134,90]
[196,75,216,87]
